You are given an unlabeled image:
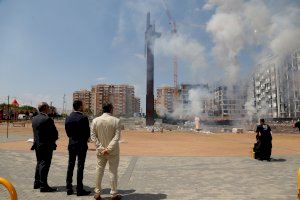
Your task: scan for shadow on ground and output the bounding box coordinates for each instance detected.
[120,193,167,200]
[270,158,286,162]
[102,189,135,195]
[101,189,167,200]
[53,185,94,196]
[253,158,287,162]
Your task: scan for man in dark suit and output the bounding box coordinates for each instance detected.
[65,100,91,196]
[32,102,58,192]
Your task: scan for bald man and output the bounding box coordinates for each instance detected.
[32,102,58,192]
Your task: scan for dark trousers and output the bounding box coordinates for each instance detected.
[254,140,272,160]
[34,148,53,188]
[66,145,87,191]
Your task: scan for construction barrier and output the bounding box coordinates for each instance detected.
[0,177,18,200]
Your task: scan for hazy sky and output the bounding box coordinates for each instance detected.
[0,0,299,111]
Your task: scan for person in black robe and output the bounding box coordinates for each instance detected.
[254,118,272,161]
[294,119,300,132]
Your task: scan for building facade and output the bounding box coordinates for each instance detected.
[156,86,175,114]
[73,90,92,112]
[179,83,210,115]
[252,50,300,118]
[209,84,247,118]
[134,97,141,114]
[155,83,247,119]
[91,84,135,117]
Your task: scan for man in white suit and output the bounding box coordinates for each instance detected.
[91,103,122,200]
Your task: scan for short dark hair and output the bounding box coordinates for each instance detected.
[73,100,83,111]
[38,102,49,112]
[102,102,113,113]
[260,118,265,123]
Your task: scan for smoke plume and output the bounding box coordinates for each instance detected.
[171,87,211,119]
[156,33,207,74]
[204,0,300,84]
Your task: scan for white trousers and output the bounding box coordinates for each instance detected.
[95,154,119,197]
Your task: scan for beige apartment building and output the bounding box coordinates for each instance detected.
[251,49,300,118]
[90,84,135,117]
[134,97,141,114]
[156,86,175,114]
[72,90,92,111]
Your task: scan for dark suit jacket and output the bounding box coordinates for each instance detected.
[32,113,58,150]
[65,111,90,150]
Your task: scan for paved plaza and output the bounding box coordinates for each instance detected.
[0,128,299,199]
[0,149,299,200]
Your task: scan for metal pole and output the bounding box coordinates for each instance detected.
[6,95,9,138]
[62,94,66,114]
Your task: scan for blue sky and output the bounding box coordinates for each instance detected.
[0,0,299,111]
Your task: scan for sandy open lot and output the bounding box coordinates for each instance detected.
[0,122,299,157]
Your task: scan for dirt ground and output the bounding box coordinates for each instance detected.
[0,122,299,157]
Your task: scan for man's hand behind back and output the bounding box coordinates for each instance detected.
[101,149,109,156]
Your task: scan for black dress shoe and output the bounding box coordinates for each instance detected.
[67,189,74,195]
[40,186,58,192]
[77,189,91,196]
[94,193,102,200]
[110,194,122,200]
[33,184,40,189]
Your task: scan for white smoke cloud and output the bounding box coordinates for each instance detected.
[188,88,211,116]
[118,0,300,118]
[245,97,271,120]
[204,0,300,85]
[243,0,271,45]
[156,33,207,71]
[269,28,300,63]
[203,0,244,12]
[171,87,211,119]
[206,12,245,85]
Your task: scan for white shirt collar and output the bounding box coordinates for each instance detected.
[102,112,112,116]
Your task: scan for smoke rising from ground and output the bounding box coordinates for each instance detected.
[119,1,299,120]
[202,0,300,121]
[245,95,270,121]
[172,87,211,119]
[204,0,300,84]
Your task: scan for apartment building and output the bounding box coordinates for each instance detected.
[156,86,175,114]
[154,83,247,119]
[210,84,247,118]
[179,83,210,115]
[134,97,141,114]
[252,50,300,118]
[72,90,92,111]
[91,84,135,117]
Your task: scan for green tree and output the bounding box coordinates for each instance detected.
[19,105,37,114]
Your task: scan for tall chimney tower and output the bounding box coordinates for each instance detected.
[145,12,161,126]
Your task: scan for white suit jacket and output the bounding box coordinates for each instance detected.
[90,113,121,155]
